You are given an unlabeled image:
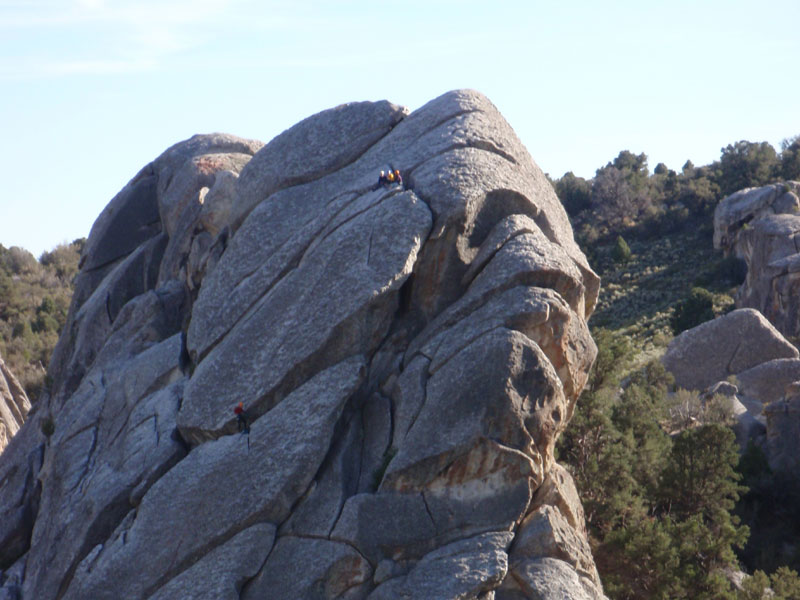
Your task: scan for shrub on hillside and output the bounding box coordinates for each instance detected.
[671,287,715,334]
[612,235,632,265]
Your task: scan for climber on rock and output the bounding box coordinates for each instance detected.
[374,167,403,190]
[234,401,250,435]
[374,170,388,190]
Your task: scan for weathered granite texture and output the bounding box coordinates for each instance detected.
[0,90,605,600]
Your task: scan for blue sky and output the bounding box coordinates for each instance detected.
[2,0,799,257]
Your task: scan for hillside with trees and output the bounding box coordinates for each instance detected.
[0,241,83,401]
[553,135,800,598]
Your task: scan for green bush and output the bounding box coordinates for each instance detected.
[671,287,715,334]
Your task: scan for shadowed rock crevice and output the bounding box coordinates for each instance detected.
[0,90,607,600]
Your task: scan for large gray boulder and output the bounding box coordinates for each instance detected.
[0,90,605,599]
[714,182,800,339]
[662,308,799,391]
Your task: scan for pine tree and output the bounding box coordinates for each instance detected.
[612,235,632,264]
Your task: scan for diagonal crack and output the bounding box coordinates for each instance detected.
[726,339,744,376]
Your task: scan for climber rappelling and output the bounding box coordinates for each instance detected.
[234,401,251,450]
[234,401,250,434]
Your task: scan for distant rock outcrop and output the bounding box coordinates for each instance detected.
[0,90,604,599]
[714,181,800,340]
[662,307,800,465]
[0,354,29,454]
[662,308,799,392]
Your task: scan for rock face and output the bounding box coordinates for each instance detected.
[0,355,30,454]
[714,181,800,340]
[0,90,605,599]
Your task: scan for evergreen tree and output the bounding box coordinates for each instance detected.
[658,425,749,597]
[600,517,680,600]
[738,570,770,600]
[612,235,632,265]
[770,566,800,599]
[780,135,800,180]
[718,140,779,195]
[555,171,593,215]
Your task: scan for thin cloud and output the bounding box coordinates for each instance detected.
[0,0,242,78]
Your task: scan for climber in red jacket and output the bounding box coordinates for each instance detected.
[234,401,250,435]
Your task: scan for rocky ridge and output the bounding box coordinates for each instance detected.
[0,90,604,599]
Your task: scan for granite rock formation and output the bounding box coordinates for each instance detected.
[0,90,604,599]
[0,355,30,454]
[714,181,800,340]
